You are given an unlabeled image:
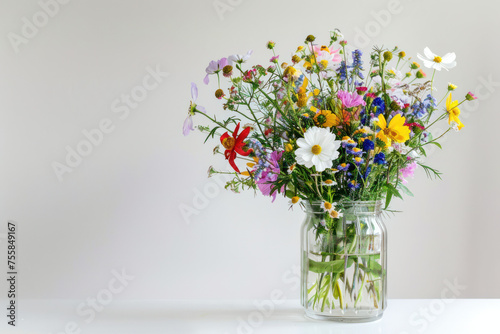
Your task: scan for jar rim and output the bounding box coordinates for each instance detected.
[306,199,383,205]
[302,199,383,214]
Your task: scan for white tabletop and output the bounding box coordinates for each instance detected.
[4,299,499,334]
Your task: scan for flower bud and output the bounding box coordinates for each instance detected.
[465,91,477,101]
[383,51,393,62]
[305,35,316,42]
[215,89,225,99]
[222,65,233,77]
[416,69,426,79]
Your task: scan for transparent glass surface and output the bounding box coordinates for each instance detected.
[300,201,387,322]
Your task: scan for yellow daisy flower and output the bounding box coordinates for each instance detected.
[375,114,411,148]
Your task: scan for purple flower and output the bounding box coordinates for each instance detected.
[183,82,205,136]
[203,58,228,85]
[346,148,363,156]
[337,90,366,108]
[256,151,283,202]
[183,115,194,136]
[348,180,360,190]
[337,163,350,171]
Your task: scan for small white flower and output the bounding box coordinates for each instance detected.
[319,220,326,227]
[417,47,456,71]
[329,210,343,219]
[288,196,301,206]
[321,179,337,186]
[228,50,253,65]
[287,163,296,174]
[321,201,334,212]
[295,127,341,172]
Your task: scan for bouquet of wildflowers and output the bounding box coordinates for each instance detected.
[183,30,475,315]
[184,30,475,212]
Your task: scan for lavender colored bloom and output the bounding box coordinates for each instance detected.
[337,163,350,171]
[203,58,228,85]
[374,153,387,165]
[183,82,205,136]
[346,148,363,156]
[342,140,357,149]
[337,90,366,108]
[182,115,194,136]
[256,151,283,202]
[348,180,360,190]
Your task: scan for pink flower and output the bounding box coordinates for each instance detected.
[337,90,366,108]
[311,45,342,63]
[399,161,417,185]
[270,55,279,63]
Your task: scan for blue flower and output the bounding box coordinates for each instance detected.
[362,139,375,151]
[363,166,372,179]
[337,61,348,82]
[294,75,305,93]
[374,153,387,165]
[411,102,427,119]
[423,94,436,112]
[371,97,385,116]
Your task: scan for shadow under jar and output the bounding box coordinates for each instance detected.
[300,200,387,322]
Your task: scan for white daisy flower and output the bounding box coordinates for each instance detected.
[329,210,343,219]
[417,47,456,71]
[320,201,333,212]
[321,179,337,186]
[295,127,341,172]
[288,196,301,206]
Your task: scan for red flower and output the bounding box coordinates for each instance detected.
[220,123,252,173]
[405,122,425,130]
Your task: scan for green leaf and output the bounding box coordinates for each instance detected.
[398,183,414,197]
[428,141,442,149]
[359,257,383,276]
[384,183,403,209]
[308,258,354,274]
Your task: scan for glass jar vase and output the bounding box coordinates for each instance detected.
[300,200,387,322]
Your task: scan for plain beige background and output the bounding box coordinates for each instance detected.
[0,0,499,303]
